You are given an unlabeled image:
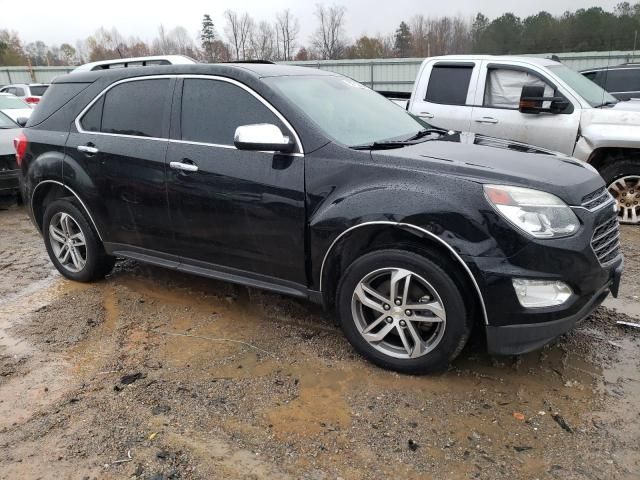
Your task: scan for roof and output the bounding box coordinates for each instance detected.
[55,63,335,84]
[427,55,560,67]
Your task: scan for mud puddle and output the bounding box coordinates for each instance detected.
[0,205,639,479]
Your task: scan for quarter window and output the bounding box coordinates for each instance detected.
[425,65,473,106]
[180,79,285,145]
[91,79,171,138]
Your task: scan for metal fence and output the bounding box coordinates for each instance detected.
[2,50,640,91]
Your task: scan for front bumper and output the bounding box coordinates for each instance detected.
[463,203,623,355]
[485,268,617,355]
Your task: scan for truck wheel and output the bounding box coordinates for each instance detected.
[43,199,116,282]
[600,159,640,224]
[336,249,471,374]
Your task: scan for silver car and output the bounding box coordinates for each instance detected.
[0,111,20,198]
[0,83,50,105]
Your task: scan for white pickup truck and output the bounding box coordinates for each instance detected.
[403,55,640,224]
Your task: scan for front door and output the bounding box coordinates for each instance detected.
[165,77,306,285]
[65,78,175,252]
[470,64,581,155]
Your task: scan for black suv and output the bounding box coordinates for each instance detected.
[18,64,623,373]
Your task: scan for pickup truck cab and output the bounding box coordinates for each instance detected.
[407,55,640,224]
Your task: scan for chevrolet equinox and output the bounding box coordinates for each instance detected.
[17,64,623,373]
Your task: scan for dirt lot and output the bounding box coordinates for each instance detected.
[0,202,638,480]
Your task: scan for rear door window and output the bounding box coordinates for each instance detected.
[91,79,171,138]
[180,79,285,145]
[425,65,473,105]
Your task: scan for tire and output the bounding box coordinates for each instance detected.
[599,159,640,224]
[336,249,472,374]
[42,199,115,282]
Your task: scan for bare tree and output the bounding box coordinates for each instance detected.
[251,21,276,60]
[311,4,347,59]
[224,10,254,60]
[275,9,300,61]
[410,15,430,57]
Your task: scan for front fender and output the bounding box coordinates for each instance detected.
[306,153,520,292]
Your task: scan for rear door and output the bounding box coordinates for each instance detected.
[470,63,581,155]
[65,77,175,252]
[601,68,640,99]
[410,61,479,131]
[165,77,306,285]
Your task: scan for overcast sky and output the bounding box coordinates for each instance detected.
[0,0,624,45]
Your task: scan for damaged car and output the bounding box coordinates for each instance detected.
[18,64,623,373]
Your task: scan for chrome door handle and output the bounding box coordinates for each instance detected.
[77,145,99,154]
[419,112,434,119]
[475,117,498,124]
[170,161,198,173]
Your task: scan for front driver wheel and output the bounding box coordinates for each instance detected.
[336,249,471,374]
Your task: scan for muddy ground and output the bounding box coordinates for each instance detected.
[0,202,638,480]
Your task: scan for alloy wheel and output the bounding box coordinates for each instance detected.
[48,212,87,273]
[351,267,447,359]
[608,175,640,224]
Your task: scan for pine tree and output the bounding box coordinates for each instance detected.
[394,22,412,57]
[201,14,216,62]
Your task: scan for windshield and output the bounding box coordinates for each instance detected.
[548,64,617,107]
[264,75,427,147]
[0,95,29,109]
[0,111,18,128]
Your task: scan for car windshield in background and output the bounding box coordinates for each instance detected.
[548,64,617,107]
[0,112,17,128]
[0,95,29,109]
[264,75,426,147]
[29,85,49,96]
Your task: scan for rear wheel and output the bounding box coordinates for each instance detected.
[43,199,115,282]
[336,249,471,374]
[599,159,640,224]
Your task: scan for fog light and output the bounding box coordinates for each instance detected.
[512,279,573,308]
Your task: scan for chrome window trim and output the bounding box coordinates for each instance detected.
[318,221,489,325]
[31,180,104,241]
[74,74,304,155]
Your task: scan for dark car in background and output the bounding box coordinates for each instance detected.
[0,111,21,199]
[17,64,623,373]
[581,64,640,99]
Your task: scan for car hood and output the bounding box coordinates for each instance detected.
[372,132,604,206]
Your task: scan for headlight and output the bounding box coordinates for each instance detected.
[484,185,580,238]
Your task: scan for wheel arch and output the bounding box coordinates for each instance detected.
[587,146,640,171]
[319,221,488,326]
[31,180,103,241]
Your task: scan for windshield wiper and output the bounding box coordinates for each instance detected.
[595,100,618,108]
[351,128,454,150]
[350,140,415,150]
[403,127,452,141]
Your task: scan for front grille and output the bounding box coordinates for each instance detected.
[591,215,621,264]
[581,187,611,211]
[0,153,17,172]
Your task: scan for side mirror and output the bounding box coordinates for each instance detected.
[519,85,570,114]
[16,117,28,127]
[234,124,294,153]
